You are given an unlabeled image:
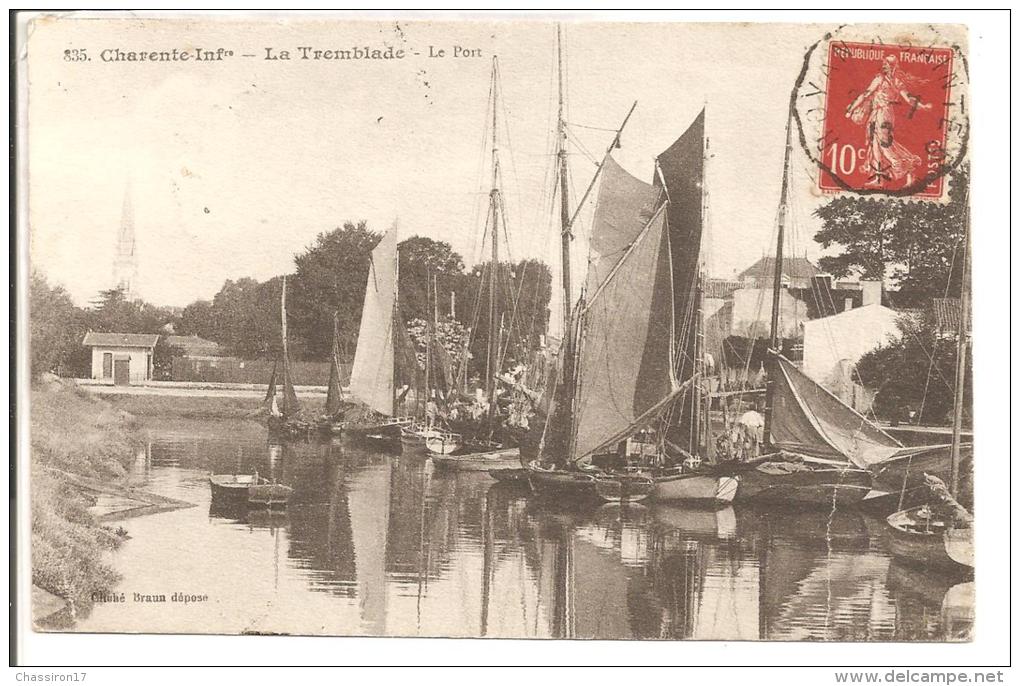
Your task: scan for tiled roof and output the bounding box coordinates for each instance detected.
[737,256,823,281]
[82,332,159,348]
[932,298,964,332]
[166,335,223,356]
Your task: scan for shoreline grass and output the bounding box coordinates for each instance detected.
[30,375,138,627]
[102,393,264,420]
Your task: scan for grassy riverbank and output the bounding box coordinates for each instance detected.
[102,393,263,419]
[30,376,136,625]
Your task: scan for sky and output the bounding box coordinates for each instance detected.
[28,18,878,307]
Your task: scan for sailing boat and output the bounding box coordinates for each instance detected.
[883,215,973,575]
[344,224,416,449]
[525,28,732,501]
[316,311,346,435]
[265,275,309,437]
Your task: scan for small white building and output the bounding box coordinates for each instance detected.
[802,304,903,408]
[82,332,159,384]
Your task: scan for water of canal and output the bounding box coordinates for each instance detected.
[71,416,973,640]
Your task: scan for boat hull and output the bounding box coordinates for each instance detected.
[210,475,292,509]
[595,474,654,503]
[209,476,253,504]
[885,507,973,575]
[870,444,971,497]
[431,448,521,472]
[525,462,599,497]
[735,462,873,507]
[248,483,293,508]
[489,468,530,483]
[651,473,739,505]
[345,419,409,451]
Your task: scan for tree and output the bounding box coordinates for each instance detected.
[397,235,467,325]
[814,166,969,307]
[855,311,971,427]
[29,272,88,379]
[289,221,381,360]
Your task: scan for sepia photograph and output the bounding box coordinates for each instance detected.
[10,9,1010,671]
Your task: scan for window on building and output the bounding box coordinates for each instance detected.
[102,352,113,378]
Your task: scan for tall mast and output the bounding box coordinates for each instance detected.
[949,205,970,498]
[280,275,288,362]
[769,116,793,351]
[763,114,794,442]
[424,268,432,420]
[557,24,573,334]
[392,224,400,417]
[486,57,501,416]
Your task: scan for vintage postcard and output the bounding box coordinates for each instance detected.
[18,12,982,650]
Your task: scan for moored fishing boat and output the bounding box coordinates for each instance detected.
[431,446,521,472]
[316,311,347,436]
[265,275,312,438]
[343,223,422,449]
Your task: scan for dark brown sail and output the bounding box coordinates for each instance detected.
[325,312,344,417]
[769,353,902,468]
[655,109,706,452]
[571,203,680,461]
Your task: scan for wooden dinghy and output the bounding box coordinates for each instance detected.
[885,504,973,575]
[209,474,293,509]
[431,447,521,472]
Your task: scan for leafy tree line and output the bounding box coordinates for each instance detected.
[30,221,553,381]
[814,166,969,308]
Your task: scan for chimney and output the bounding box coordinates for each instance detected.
[861,280,882,307]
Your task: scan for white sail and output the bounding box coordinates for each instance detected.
[350,226,399,416]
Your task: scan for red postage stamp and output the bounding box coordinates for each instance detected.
[818,41,955,199]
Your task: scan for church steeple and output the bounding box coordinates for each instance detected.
[113,182,138,300]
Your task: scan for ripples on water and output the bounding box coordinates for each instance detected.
[71,417,973,640]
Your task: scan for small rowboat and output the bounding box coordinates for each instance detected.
[430,447,521,472]
[885,505,973,575]
[594,473,654,502]
[209,474,293,509]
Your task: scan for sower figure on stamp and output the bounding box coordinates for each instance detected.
[845,54,932,187]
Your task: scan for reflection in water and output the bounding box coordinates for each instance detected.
[72,417,972,640]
